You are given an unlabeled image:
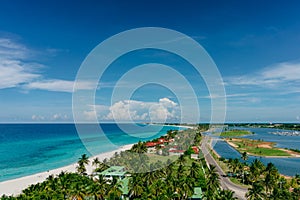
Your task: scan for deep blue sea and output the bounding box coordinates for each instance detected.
[0,123,184,182]
[212,127,300,176]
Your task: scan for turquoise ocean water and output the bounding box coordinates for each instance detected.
[0,124,184,182]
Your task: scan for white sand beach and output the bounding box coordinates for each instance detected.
[0,144,134,196]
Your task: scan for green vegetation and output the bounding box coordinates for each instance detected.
[247,147,290,157]
[220,129,252,137]
[2,126,300,200]
[226,138,292,157]
[2,128,227,200]
[220,157,300,199]
[288,148,300,153]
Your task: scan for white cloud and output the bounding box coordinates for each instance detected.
[0,37,82,93]
[226,62,300,92]
[0,38,28,59]
[0,60,41,89]
[261,62,300,82]
[24,80,95,92]
[31,113,69,121]
[85,98,180,122]
[52,113,68,120]
[31,115,45,121]
[0,37,42,89]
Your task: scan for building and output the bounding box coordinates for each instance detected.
[189,187,203,200]
[99,166,129,198]
[100,166,127,181]
[191,146,200,159]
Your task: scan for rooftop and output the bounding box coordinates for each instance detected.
[191,187,203,199]
[100,166,127,177]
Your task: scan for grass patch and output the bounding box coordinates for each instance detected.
[229,177,250,188]
[220,130,252,137]
[226,138,291,157]
[146,154,178,163]
[247,148,290,156]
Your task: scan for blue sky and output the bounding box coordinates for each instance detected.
[0,0,300,123]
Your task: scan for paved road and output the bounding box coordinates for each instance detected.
[200,136,248,200]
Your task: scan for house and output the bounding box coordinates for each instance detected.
[145,142,157,147]
[100,166,127,181]
[189,187,203,200]
[191,146,200,159]
[145,142,157,153]
[191,146,199,154]
[99,166,129,198]
[168,148,185,156]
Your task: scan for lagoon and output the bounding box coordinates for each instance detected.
[212,127,300,176]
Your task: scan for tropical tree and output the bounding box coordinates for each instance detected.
[263,162,278,194]
[189,161,201,180]
[77,154,90,175]
[92,157,100,167]
[241,152,248,162]
[131,141,147,153]
[246,182,266,200]
[206,165,220,197]
[106,177,122,199]
[128,174,144,199]
[249,159,265,184]
[217,189,238,200]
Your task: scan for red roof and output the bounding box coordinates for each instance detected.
[145,142,157,147]
[192,146,199,154]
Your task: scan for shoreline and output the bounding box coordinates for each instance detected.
[145,123,195,129]
[224,138,300,158]
[210,137,294,179]
[0,144,134,196]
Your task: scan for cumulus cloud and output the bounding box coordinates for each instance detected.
[85,98,180,122]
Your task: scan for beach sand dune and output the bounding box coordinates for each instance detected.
[0,144,133,196]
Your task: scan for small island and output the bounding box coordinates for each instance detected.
[225,138,300,157]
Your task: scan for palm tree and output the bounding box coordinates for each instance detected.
[206,165,220,193]
[94,162,109,173]
[87,180,107,200]
[131,141,147,153]
[77,154,90,175]
[229,158,240,174]
[106,177,122,199]
[57,171,69,199]
[92,157,100,167]
[249,159,265,184]
[70,181,87,200]
[189,161,201,181]
[217,189,238,200]
[241,152,248,162]
[264,162,278,194]
[177,154,186,166]
[129,174,144,199]
[78,154,90,166]
[179,177,194,199]
[246,182,266,200]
